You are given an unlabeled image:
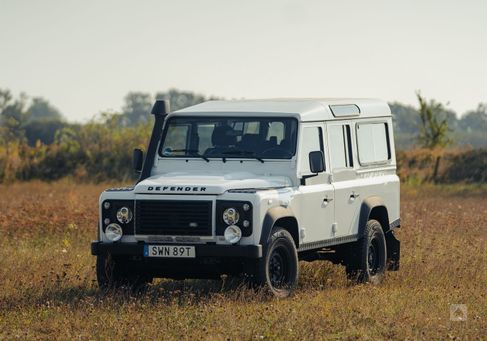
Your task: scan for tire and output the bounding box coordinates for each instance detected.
[96,253,151,290]
[346,219,387,284]
[252,227,299,297]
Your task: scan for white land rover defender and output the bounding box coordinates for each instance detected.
[91,98,400,297]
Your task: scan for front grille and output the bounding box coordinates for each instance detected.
[135,200,212,236]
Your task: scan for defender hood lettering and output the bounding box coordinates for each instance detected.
[135,172,291,195]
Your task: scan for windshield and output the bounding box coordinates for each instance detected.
[159,117,298,159]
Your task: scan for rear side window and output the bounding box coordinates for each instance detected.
[356,123,391,164]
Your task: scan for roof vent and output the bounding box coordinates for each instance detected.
[329,104,360,117]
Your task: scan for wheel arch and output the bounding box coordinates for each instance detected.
[259,206,299,250]
[358,196,390,236]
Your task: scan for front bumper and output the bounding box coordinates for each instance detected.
[91,241,262,259]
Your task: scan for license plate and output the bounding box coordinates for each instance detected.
[144,245,196,258]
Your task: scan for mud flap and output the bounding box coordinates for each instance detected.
[386,230,400,271]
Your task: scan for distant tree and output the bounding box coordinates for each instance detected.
[441,108,458,131]
[0,89,29,181]
[389,102,420,134]
[27,97,63,122]
[0,88,13,110]
[155,88,217,112]
[117,89,220,126]
[22,97,65,146]
[121,92,153,126]
[459,103,487,132]
[0,89,28,143]
[24,120,67,146]
[416,91,453,182]
[416,92,452,149]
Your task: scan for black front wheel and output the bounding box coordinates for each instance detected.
[252,227,299,297]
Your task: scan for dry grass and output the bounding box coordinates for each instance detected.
[0,181,486,340]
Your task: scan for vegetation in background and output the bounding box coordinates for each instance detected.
[416,91,452,149]
[120,89,219,126]
[397,148,487,184]
[0,87,486,183]
[390,99,486,149]
[414,92,451,182]
[0,88,215,182]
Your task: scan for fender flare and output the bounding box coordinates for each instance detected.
[358,196,388,237]
[259,206,298,252]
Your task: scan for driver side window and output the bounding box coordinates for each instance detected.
[299,126,324,175]
[161,124,190,155]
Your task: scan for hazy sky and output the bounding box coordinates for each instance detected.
[1,0,486,121]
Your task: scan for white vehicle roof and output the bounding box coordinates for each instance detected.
[173,98,391,121]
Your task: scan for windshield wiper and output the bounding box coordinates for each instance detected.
[222,150,265,163]
[170,149,210,162]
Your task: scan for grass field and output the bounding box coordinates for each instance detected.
[0,181,485,340]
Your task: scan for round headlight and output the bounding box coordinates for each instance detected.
[116,206,133,224]
[105,223,123,242]
[224,225,242,244]
[223,207,240,225]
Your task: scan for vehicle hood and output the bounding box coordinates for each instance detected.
[134,172,291,195]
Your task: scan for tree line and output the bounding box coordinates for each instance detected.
[2,87,486,149]
[0,87,486,183]
[390,99,487,149]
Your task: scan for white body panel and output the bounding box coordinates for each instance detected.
[99,98,400,251]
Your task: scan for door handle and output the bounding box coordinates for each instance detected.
[350,192,360,199]
[322,197,333,207]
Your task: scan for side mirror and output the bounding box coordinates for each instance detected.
[309,151,325,173]
[133,148,144,173]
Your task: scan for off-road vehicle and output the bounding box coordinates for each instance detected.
[91,98,400,296]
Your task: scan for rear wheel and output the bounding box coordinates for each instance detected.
[346,219,387,284]
[252,227,299,297]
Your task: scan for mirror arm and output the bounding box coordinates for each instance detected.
[300,173,318,185]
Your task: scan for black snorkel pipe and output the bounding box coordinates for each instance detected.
[137,100,169,184]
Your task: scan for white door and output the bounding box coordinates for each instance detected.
[294,124,335,243]
[327,121,362,237]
